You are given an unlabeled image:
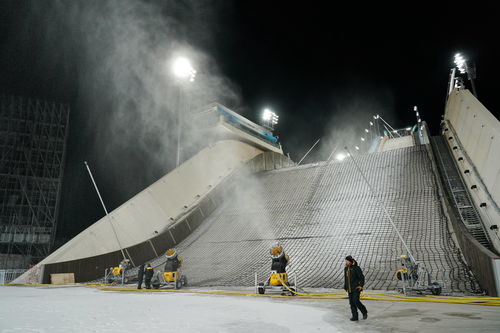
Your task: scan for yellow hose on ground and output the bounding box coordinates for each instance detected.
[7,282,499,306]
[96,285,500,306]
[274,275,500,306]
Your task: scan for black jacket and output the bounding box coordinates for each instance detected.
[344,261,365,293]
[137,264,145,279]
[144,267,154,280]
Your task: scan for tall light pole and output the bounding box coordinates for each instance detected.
[172,57,196,167]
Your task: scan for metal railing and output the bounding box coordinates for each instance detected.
[0,269,27,285]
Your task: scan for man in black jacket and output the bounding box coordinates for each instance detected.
[144,264,154,289]
[137,263,145,289]
[344,255,368,321]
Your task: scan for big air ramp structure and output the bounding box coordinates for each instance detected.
[135,91,500,295]
[14,98,500,295]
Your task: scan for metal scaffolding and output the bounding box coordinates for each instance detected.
[0,95,69,269]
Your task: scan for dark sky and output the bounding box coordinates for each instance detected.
[1,1,498,248]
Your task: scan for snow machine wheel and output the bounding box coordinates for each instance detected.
[182,275,188,287]
[288,287,296,296]
[176,280,182,289]
[430,282,442,295]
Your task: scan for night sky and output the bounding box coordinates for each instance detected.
[1,1,498,249]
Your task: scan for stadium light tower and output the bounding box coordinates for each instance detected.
[453,53,477,97]
[262,108,279,130]
[171,56,197,167]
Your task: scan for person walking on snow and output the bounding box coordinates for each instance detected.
[344,255,368,321]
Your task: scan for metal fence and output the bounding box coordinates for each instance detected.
[0,269,27,285]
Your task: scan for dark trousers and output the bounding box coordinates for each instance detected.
[137,278,143,289]
[348,290,367,319]
[145,278,151,289]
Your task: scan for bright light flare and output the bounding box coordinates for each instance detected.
[262,108,279,125]
[360,137,365,141]
[454,53,466,74]
[355,146,360,150]
[262,109,272,121]
[369,121,373,126]
[335,153,346,161]
[172,57,196,81]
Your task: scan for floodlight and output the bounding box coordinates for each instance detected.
[369,121,373,126]
[262,108,279,127]
[262,109,272,121]
[335,153,346,161]
[355,146,360,150]
[172,57,196,81]
[361,137,365,141]
[454,53,466,74]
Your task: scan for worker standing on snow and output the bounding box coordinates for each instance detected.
[144,264,154,289]
[344,255,368,321]
[137,263,145,289]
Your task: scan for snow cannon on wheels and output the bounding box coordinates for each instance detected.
[152,248,187,289]
[396,255,442,295]
[256,244,296,296]
[105,258,131,285]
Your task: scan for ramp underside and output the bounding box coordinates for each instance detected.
[150,146,477,292]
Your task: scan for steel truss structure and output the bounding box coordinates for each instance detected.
[0,95,69,268]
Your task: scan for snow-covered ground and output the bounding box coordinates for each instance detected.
[0,286,499,332]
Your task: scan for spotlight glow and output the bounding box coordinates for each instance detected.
[454,53,467,74]
[262,108,279,126]
[172,57,196,81]
[335,153,346,161]
[262,109,272,121]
